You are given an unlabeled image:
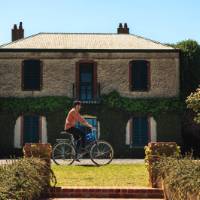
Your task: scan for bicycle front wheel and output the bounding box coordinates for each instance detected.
[52,143,75,165]
[90,140,114,166]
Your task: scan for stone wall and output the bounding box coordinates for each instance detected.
[0,51,179,98]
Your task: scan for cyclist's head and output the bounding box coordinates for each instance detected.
[73,100,81,111]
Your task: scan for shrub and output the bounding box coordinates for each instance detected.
[144,142,181,187]
[186,87,200,124]
[0,158,50,200]
[154,155,200,200]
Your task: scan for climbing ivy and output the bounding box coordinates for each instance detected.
[0,91,185,116]
[102,91,185,116]
[0,96,72,114]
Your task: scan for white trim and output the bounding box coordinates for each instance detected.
[14,116,22,148]
[150,117,157,142]
[97,121,100,139]
[125,118,132,145]
[41,116,47,143]
[14,115,48,147]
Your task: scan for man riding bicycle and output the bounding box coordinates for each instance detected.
[64,101,93,155]
[52,100,113,165]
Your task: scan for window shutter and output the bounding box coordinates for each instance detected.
[23,115,39,144]
[21,61,25,90]
[132,116,149,146]
[75,62,80,99]
[40,61,43,90]
[93,62,97,98]
[22,60,41,90]
[130,60,149,91]
[129,63,133,91]
[147,61,150,90]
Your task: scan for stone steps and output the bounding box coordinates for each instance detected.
[44,198,164,200]
[47,187,164,199]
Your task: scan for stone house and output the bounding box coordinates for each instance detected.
[0,22,182,157]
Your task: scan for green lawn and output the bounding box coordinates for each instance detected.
[52,164,148,187]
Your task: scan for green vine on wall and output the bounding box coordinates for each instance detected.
[0,91,185,116]
[0,96,72,114]
[102,91,185,116]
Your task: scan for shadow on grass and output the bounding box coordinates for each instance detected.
[75,164,100,167]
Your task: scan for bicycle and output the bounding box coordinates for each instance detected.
[52,128,114,166]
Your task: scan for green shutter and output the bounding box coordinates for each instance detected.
[132,60,148,91]
[132,117,149,146]
[23,60,41,90]
[23,115,39,144]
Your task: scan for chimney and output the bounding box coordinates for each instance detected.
[12,22,24,42]
[117,23,129,34]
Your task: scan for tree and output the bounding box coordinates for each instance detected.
[186,87,200,124]
[175,40,200,98]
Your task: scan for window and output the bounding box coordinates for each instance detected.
[14,115,47,148]
[22,60,42,90]
[75,61,97,101]
[126,116,151,147]
[129,60,150,91]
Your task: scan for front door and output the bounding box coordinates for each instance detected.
[79,63,94,100]
[23,115,40,144]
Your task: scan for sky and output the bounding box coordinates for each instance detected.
[0,0,200,45]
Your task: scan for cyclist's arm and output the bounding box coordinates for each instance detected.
[78,114,92,129]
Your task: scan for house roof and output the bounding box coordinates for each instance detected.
[0,33,174,50]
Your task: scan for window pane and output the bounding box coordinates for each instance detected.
[79,63,94,100]
[76,117,98,135]
[23,60,41,90]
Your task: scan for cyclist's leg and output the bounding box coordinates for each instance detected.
[72,127,86,149]
[66,127,85,150]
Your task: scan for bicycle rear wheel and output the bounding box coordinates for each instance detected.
[90,140,114,166]
[52,143,75,165]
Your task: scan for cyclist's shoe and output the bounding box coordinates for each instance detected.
[75,158,80,162]
[75,154,82,162]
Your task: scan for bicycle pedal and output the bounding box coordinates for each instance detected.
[76,154,83,159]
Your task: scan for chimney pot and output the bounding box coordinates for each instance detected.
[11,22,24,42]
[119,23,123,28]
[19,22,23,29]
[123,23,129,34]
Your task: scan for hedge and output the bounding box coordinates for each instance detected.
[154,155,200,200]
[144,142,181,187]
[0,158,50,200]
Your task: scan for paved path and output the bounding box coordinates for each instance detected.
[0,159,144,165]
[57,159,144,166]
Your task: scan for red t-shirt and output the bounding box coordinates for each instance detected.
[65,108,87,130]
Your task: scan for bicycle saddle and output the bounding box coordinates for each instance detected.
[60,131,74,139]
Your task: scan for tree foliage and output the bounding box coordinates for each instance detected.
[186,87,200,124]
[175,40,200,98]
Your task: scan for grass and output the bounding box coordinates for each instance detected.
[52,163,148,187]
